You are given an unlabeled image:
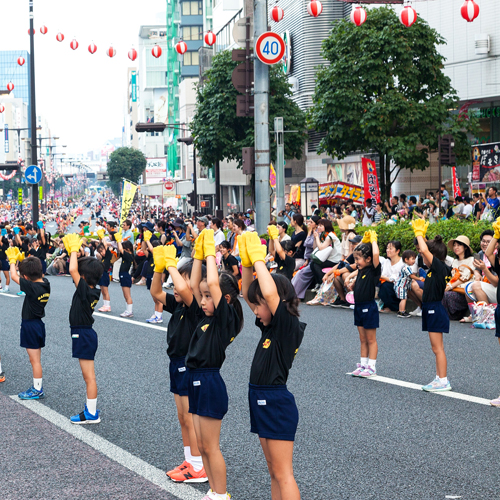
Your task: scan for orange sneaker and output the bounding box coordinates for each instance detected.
[170,463,208,483]
[166,460,189,478]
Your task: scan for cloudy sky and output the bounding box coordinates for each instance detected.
[0,0,166,157]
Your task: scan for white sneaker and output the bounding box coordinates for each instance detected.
[120,311,134,318]
[410,306,422,317]
[0,287,9,293]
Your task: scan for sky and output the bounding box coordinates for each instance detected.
[0,0,166,158]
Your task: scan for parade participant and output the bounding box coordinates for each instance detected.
[0,228,11,293]
[64,234,103,424]
[268,225,296,281]
[187,229,243,500]
[411,220,452,392]
[349,231,380,378]
[240,231,305,500]
[144,234,164,324]
[0,353,4,382]
[150,246,207,482]
[96,233,113,312]
[6,248,51,399]
[115,232,134,318]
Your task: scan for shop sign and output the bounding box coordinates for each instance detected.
[472,142,500,182]
[319,181,364,204]
[479,107,500,119]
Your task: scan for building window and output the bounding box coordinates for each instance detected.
[183,51,200,66]
[182,26,202,40]
[182,1,202,16]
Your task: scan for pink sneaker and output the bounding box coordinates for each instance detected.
[490,396,500,407]
[359,367,377,378]
[350,364,365,377]
[98,305,111,312]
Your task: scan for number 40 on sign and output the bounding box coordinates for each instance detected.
[255,32,285,65]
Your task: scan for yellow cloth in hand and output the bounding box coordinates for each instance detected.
[246,232,266,265]
[193,231,205,261]
[203,229,216,258]
[5,247,20,265]
[267,225,279,241]
[237,233,252,268]
[153,245,167,273]
[164,245,178,269]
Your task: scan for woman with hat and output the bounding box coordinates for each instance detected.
[442,235,476,321]
[338,215,357,261]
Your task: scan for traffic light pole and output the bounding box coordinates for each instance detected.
[29,0,39,224]
[253,0,270,235]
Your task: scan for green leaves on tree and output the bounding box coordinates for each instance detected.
[106,147,147,196]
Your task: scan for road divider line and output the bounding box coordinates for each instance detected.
[0,292,20,299]
[10,396,203,500]
[365,374,491,406]
[94,312,166,331]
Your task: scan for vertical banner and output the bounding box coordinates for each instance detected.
[361,157,381,203]
[18,188,22,204]
[4,124,9,153]
[269,163,276,189]
[39,186,43,200]
[131,71,137,102]
[120,180,138,226]
[452,167,461,198]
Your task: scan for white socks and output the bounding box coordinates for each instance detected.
[361,357,368,367]
[212,493,230,500]
[126,303,133,313]
[184,446,204,472]
[87,398,97,415]
[439,377,448,385]
[368,359,377,370]
[155,311,163,319]
[0,361,2,373]
[103,300,110,307]
[33,378,42,391]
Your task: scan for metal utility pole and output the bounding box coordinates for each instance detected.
[29,0,39,224]
[274,117,285,222]
[253,0,270,235]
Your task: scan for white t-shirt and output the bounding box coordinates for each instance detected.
[214,229,225,247]
[362,206,375,226]
[381,257,405,282]
[463,204,473,217]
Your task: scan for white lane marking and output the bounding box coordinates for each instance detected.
[349,374,491,406]
[10,397,204,500]
[94,312,166,331]
[0,292,20,299]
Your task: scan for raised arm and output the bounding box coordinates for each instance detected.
[203,229,222,308]
[190,231,205,306]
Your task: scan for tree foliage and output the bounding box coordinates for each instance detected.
[106,147,146,195]
[308,6,479,198]
[191,50,307,168]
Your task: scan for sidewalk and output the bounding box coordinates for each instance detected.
[0,392,184,500]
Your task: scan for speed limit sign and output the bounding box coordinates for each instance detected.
[255,32,285,65]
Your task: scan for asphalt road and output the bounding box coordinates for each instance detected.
[1,272,500,499]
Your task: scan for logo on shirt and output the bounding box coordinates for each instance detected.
[201,324,209,332]
[38,293,50,303]
[263,339,271,349]
[91,300,98,310]
[362,275,366,279]
[294,348,299,359]
[230,337,235,342]
[180,315,184,320]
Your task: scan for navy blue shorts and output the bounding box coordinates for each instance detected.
[354,300,379,329]
[495,306,500,338]
[422,301,449,334]
[188,368,228,420]
[41,260,47,274]
[169,356,189,396]
[1,259,9,271]
[71,326,98,360]
[146,276,152,290]
[98,271,110,288]
[20,319,46,349]
[119,272,132,288]
[249,384,298,441]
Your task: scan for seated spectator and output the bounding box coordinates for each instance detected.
[290,214,307,269]
[379,240,404,312]
[277,221,291,242]
[310,219,342,289]
[220,240,240,279]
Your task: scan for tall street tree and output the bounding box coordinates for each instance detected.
[309,6,479,199]
[106,147,146,195]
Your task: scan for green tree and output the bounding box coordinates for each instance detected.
[309,6,479,199]
[106,147,146,195]
[190,50,307,168]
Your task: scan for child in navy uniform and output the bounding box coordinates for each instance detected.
[96,234,113,313]
[410,221,452,392]
[350,231,380,378]
[115,233,134,318]
[0,229,11,293]
[187,229,243,500]
[64,233,104,423]
[268,225,296,281]
[241,230,305,500]
[7,249,51,399]
[150,245,208,483]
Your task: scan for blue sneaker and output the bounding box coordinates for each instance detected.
[146,316,163,324]
[70,405,101,425]
[422,377,452,392]
[17,291,26,296]
[18,386,44,400]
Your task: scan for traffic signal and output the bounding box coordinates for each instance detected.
[439,134,456,166]
[0,164,19,171]
[135,122,167,133]
[187,192,196,206]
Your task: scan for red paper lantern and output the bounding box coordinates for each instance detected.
[107,46,116,58]
[350,6,367,26]
[128,48,137,61]
[7,82,14,92]
[461,0,480,22]
[56,32,64,42]
[152,44,162,58]
[271,5,284,22]
[307,0,323,17]
[70,39,79,50]
[204,31,216,46]
[17,57,25,66]
[176,41,188,55]
[399,6,417,27]
[0,105,4,114]
[40,25,48,35]
[88,42,97,54]
[28,29,35,35]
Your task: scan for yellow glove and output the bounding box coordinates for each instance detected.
[65,233,82,254]
[493,217,500,240]
[97,229,105,240]
[18,252,25,262]
[143,230,152,242]
[362,231,371,244]
[410,219,429,238]
[369,230,378,243]
[193,231,205,261]
[153,245,167,273]
[203,229,216,258]
[267,225,279,241]
[246,231,267,266]
[5,247,20,265]
[237,233,252,268]
[164,245,178,269]
[114,231,122,243]
[62,234,72,254]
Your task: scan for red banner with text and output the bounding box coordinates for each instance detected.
[452,167,461,198]
[361,157,381,203]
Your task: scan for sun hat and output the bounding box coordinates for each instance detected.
[338,215,356,230]
[447,235,472,253]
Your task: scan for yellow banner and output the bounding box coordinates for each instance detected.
[120,180,137,226]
